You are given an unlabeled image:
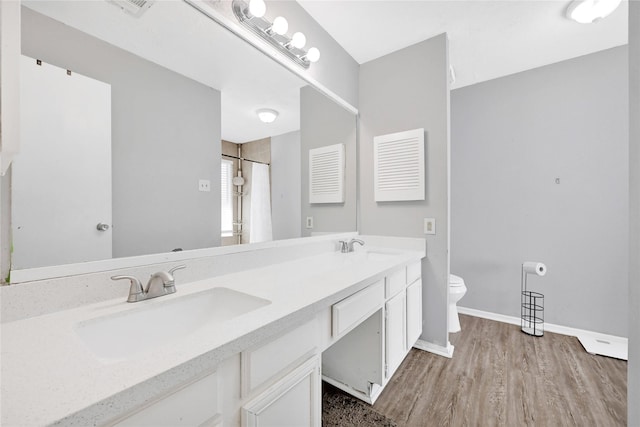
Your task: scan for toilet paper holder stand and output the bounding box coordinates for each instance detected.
[521,263,545,337]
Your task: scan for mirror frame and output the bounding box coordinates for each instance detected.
[7,0,359,284]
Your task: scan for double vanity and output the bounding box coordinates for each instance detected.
[0,234,425,426]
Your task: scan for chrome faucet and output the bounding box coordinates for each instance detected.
[339,238,365,253]
[111,265,186,303]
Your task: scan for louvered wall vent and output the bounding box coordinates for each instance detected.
[309,143,345,204]
[108,0,155,18]
[374,128,425,202]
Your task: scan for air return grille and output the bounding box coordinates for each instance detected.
[309,143,345,204]
[108,0,155,17]
[374,128,425,202]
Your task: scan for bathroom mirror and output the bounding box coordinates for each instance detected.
[6,0,357,279]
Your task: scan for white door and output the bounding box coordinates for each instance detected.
[12,55,112,269]
[385,290,406,380]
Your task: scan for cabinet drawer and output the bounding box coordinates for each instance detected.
[113,371,220,427]
[407,261,421,285]
[332,280,384,337]
[385,268,406,298]
[242,319,317,396]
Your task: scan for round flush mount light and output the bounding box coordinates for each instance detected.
[566,0,622,23]
[271,16,288,35]
[257,108,279,123]
[248,0,265,18]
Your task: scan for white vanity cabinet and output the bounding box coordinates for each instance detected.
[385,289,406,379]
[240,319,321,427]
[323,261,423,404]
[242,356,321,427]
[406,277,423,348]
[111,371,222,427]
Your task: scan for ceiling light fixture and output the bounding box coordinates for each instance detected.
[566,0,622,23]
[232,0,320,69]
[257,108,279,123]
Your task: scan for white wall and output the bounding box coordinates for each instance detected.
[271,130,301,241]
[451,46,629,337]
[359,35,450,348]
[628,1,639,424]
[21,8,222,258]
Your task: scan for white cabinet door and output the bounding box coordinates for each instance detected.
[406,279,423,348]
[385,290,406,379]
[243,356,321,427]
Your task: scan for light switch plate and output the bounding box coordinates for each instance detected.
[306,217,314,229]
[199,179,211,192]
[424,218,436,235]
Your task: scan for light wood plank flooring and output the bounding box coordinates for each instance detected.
[372,314,627,426]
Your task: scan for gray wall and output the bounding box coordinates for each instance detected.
[21,8,221,258]
[451,46,629,337]
[359,35,450,348]
[271,130,301,241]
[300,86,357,236]
[629,1,639,424]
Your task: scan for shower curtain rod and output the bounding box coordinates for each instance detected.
[222,153,270,166]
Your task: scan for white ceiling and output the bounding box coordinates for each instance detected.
[23,0,306,143]
[23,0,629,143]
[298,0,629,89]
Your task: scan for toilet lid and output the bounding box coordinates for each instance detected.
[449,274,465,286]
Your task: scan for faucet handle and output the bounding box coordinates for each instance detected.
[111,275,144,302]
[339,240,349,253]
[168,265,186,276]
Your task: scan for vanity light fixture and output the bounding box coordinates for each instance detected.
[270,16,289,36]
[232,0,320,69]
[248,0,265,18]
[566,0,622,23]
[257,108,279,123]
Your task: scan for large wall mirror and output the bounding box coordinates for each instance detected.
[6,0,357,281]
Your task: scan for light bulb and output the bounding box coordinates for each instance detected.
[271,16,288,35]
[306,47,320,63]
[248,0,266,18]
[291,32,306,49]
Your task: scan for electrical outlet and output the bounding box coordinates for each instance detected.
[424,218,436,235]
[198,179,211,192]
[306,217,314,229]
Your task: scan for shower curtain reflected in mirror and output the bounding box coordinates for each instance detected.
[249,163,273,243]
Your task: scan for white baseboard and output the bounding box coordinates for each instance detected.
[457,306,628,361]
[413,339,454,358]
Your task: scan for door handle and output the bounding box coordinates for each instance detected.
[96,223,110,232]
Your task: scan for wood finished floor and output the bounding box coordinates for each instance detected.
[372,314,627,426]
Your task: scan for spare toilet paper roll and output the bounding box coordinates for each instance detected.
[523,262,547,276]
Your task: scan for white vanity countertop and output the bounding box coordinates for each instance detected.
[1,244,424,426]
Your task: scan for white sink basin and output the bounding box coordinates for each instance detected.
[361,250,401,262]
[336,249,402,266]
[74,287,270,363]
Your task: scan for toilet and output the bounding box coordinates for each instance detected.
[449,274,467,333]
